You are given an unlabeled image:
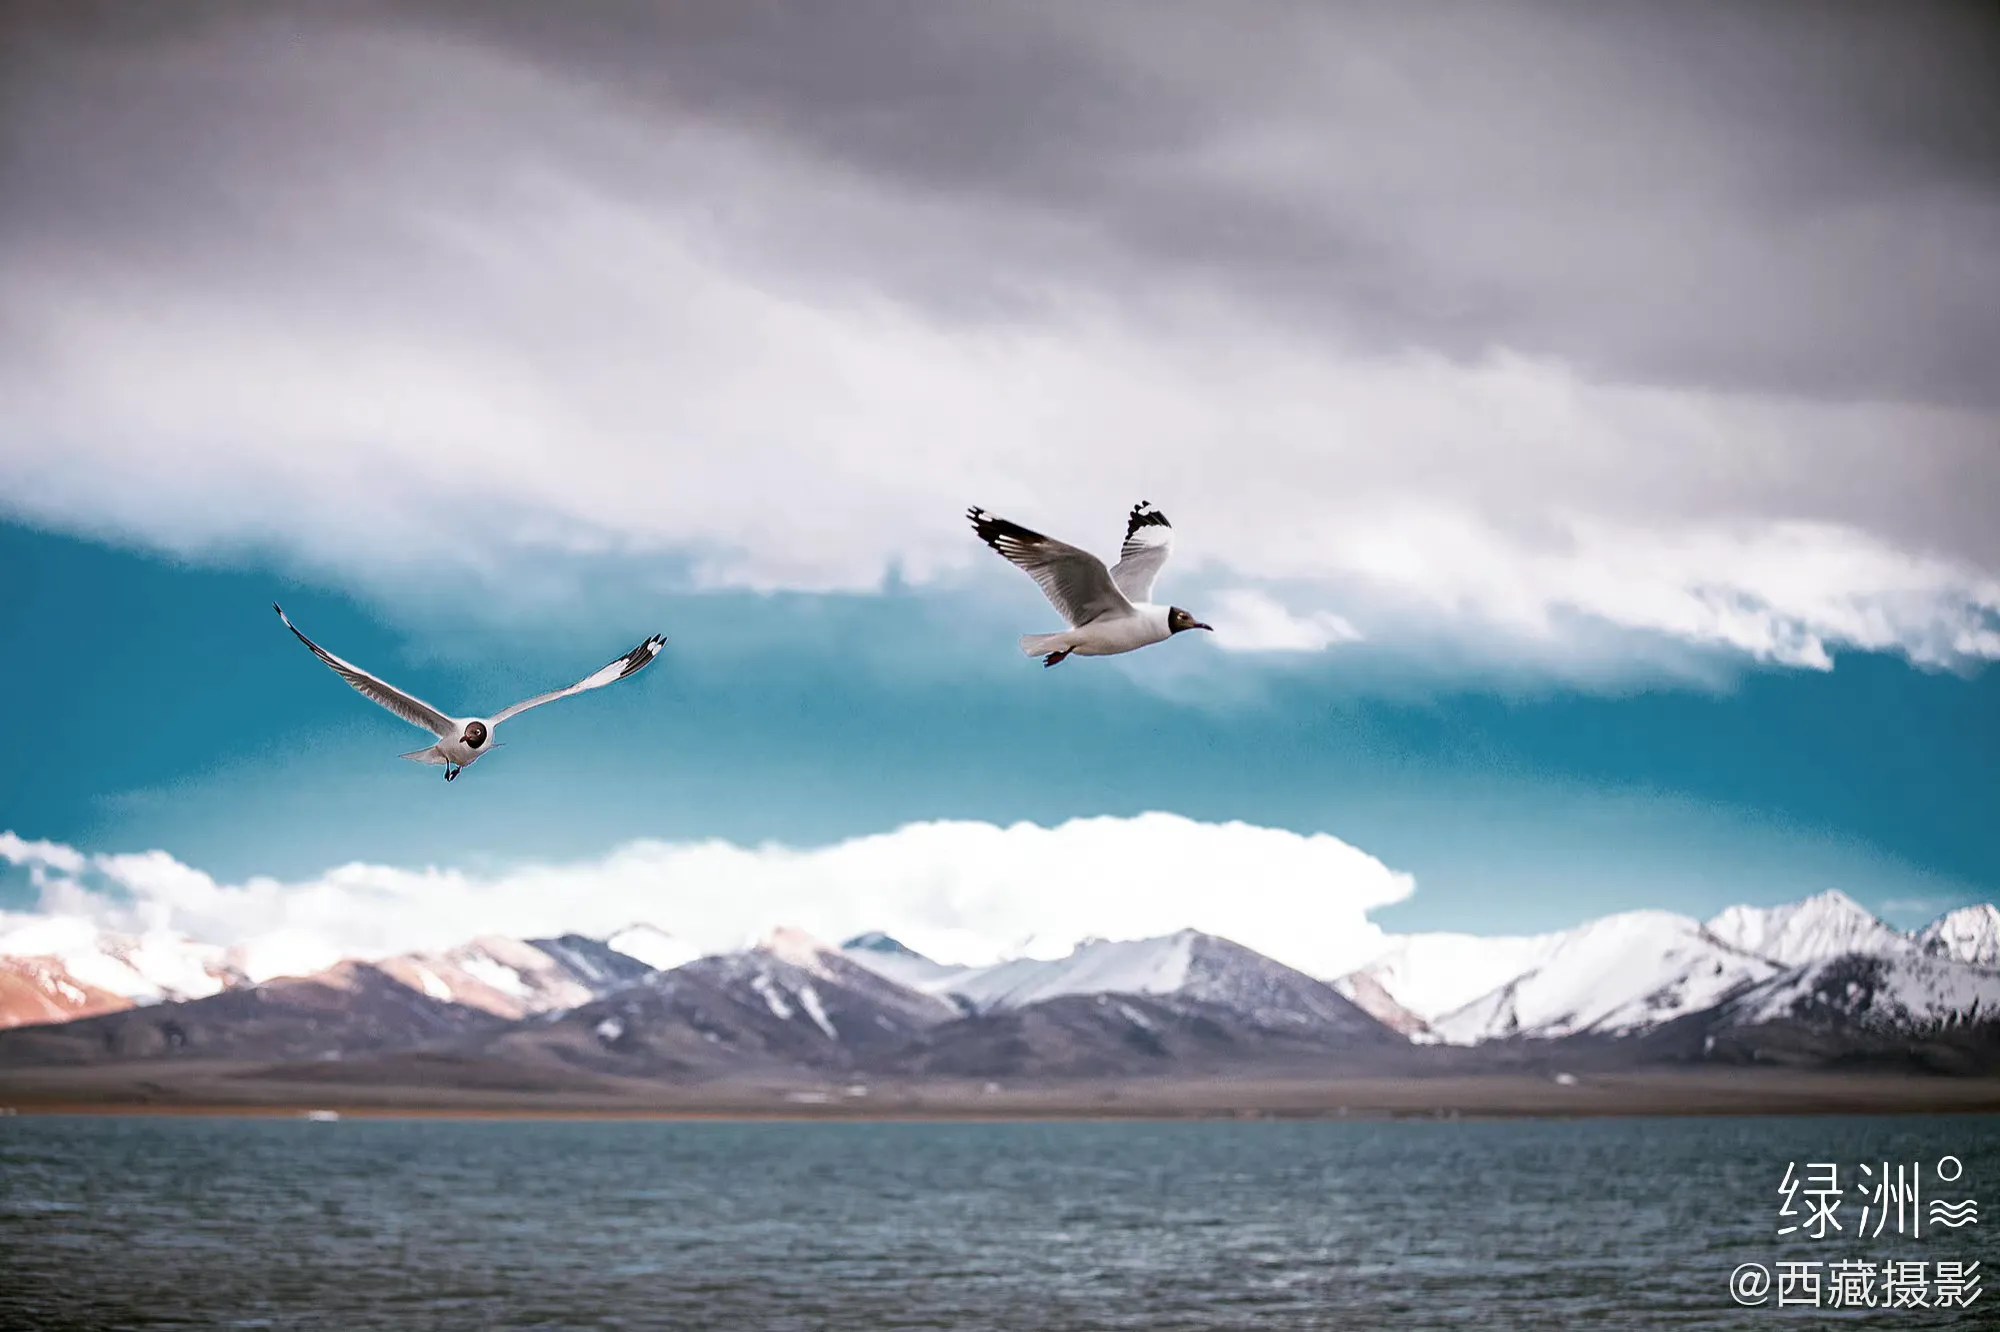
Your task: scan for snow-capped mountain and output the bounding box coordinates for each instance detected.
[842,900,2000,1054]
[0,917,244,1026]
[0,917,699,1028]
[1337,930,1568,1029]
[1916,905,2000,966]
[738,926,961,1033]
[0,925,691,1063]
[529,934,663,991]
[1723,951,2000,1034]
[499,926,961,1077]
[839,932,970,992]
[1344,891,2000,1047]
[943,933,1210,1013]
[0,956,131,1029]
[374,933,658,1020]
[0,916,240,1002]
[0,960,505,1065]
[1426,910,1785,1045]
[606,923,702,972]
[841,932,1244,1010]
[1705,890,1912,967]
[11,890,2000,1074]
[847,928,1390,1043]
[501,926,1394,1083]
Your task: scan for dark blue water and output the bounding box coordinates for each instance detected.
[2,1115,1994,1330]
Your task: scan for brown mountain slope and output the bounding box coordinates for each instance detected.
[0,956,134,1029]
[0,962,501,1066]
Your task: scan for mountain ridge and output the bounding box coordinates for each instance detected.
[5,896,1999,1077]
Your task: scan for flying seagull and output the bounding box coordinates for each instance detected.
[967,501,1212,667]
[273,605,665,781]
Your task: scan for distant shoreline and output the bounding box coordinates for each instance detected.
[5,1066,1998,1122]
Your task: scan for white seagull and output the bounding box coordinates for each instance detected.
[968,501,1212,667]
[273,605,665,781]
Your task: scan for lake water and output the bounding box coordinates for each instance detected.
[2,1115,1994,1329]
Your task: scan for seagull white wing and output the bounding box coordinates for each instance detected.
[274,605,455,738]
[1109,501,1174,603]
[968,508,1132,627]
[489,634,666,726]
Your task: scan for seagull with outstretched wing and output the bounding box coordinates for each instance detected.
[273,605,665,781]
[966,501,1211,667]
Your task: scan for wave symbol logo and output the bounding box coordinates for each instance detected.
[1928,1200,1979,1229]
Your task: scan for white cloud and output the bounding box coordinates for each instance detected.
[8,235,1995,676]
[1321,511,2000,672]
[1211,588,1363,653]
[0,816,1416,981]
[0,832,87,875]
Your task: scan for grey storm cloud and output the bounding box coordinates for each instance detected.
[0,0,1996,675]
[4,0,1997,404]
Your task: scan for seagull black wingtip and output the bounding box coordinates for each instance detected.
[967,507,1048,554]
[1124,501,1172,539]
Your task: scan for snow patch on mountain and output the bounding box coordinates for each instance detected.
[0,916,239,1004]
[1428,910,1783,1044]
[410,965,453,1002]
[946,932,1199,1012]
[750,970,793,1020]
[456,952,533,1000]
[1341,930,1567,1024]
[606,923,701,972]
[796,983,838,1039]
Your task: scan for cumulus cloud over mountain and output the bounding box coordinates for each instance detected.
[0,816,1414,983]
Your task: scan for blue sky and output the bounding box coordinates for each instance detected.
[1,1,1997,972]
[3,519,1992,945]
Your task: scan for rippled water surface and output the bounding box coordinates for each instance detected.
[3,1115,1995,1329]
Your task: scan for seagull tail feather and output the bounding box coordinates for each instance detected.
[1019,632,1071,658]
[399,745,449,766]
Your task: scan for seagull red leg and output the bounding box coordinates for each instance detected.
[1043,650,1071,668]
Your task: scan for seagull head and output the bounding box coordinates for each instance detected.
[461,720,489,749]
[1167,607,1213,634]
